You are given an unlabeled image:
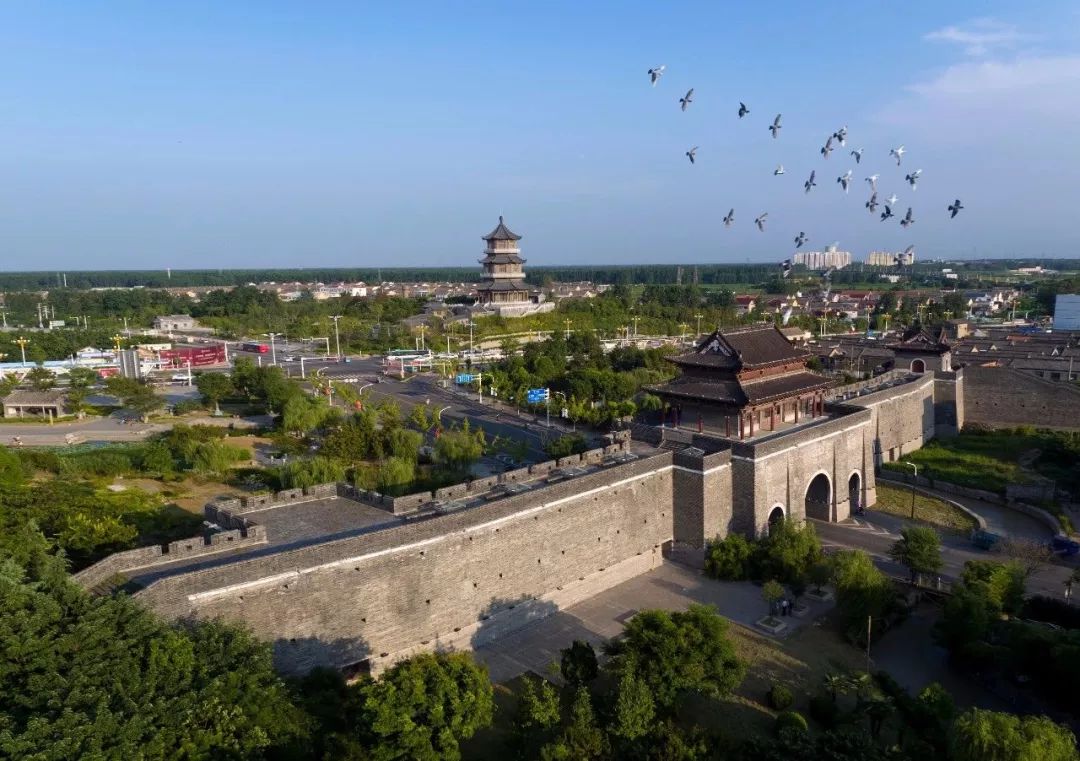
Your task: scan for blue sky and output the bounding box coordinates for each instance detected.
[1,1,1078,269]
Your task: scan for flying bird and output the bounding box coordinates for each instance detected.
[903,245,915,259]
[804,170,816,194]
[780,259,792,278]
[905,169,922,190]
[794,232,808,248]
[723,209,735,227]
[821,135,834,159]
[900,207,915,228]
[838,170,853,193]
[755,213,768,231]
[887,193,898,207]
[774,164,784,176]
[851,148,863,164]
[866,192,879,214]
[880,206,895,221]
[890,145,905,165]
[948,199,964,218]
[833,126,848,146]
[679,88,694,111]
[686,146,698,164]
[648,65,666,86]
[738,101,749,118]
[769,114,782,138]
[865,174,879,191]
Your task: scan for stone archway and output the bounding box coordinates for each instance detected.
[848,472,861,512]
[805,473,831,521]
[910,358,926,374]
[767,506,785,535]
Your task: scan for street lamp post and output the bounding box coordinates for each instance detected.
[905,462,918,520]
[15,336,29,367]
[264,332,281,365]
[695,313,703,337]
[330,316,343,361]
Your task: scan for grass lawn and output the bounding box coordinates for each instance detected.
[873,483,977,533]
[882,428,1080,495]
[463,615,866,758]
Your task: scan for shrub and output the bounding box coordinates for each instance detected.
[704,534,755,580]
[1021,595,1080,630]
[809,693,839,728]
[774,710,808,735]
[768,684,794,710]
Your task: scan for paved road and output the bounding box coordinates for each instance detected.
[814,511,1076,601]
[314,360,599,463]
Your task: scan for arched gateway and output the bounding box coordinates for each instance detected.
[805,473,831,521]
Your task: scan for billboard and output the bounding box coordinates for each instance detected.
[158,345,226,368]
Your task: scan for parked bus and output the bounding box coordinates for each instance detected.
[241,342,270,354]
[384,348,433,362]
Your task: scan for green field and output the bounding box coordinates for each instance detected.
[882,428,1080,495]
[873,483,978,533]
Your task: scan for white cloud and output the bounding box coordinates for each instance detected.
[924,18,1032,57]
[907,54,1080,99]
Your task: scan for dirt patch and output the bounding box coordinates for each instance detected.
[111,476,243,515]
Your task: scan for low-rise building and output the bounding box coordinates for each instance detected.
[153,314,198,331]
[1,389,70,419]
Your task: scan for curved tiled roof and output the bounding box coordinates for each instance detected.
[482,216,522,241]
[670,325,808,370]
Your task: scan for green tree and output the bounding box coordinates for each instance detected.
[704,533,755,580]
[830,550,896,645]
[606,604,745,712]
[0,539,306,759]
[540,687,606,761]
[282,395,334,437]
[889,525,943,583]
[385,427,422,462]
[513,675,561,757]
[808,560,833,595]
[950,709,1079,761]
[610,665,655,742]
[67,367,99,389]
[26,366,56,391]
[755,518,822,583]
[194,371,233,414]
[376,456,415,493]
[434,420,485,473]
[559,639,598,686]
[278,456,346,489]
[105,376,164,421]
[409,404,432,431]
[361,652,494,761]
[762,580,785,618]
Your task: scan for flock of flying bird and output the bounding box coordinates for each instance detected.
[646,65,965,276]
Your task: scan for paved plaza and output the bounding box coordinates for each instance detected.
[474,561,833,683]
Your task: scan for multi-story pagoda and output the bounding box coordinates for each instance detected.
[649,325,834,438]
[476,216,533,306]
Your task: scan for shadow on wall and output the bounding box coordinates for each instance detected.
[470,594,560,651]
[272,634,372,679]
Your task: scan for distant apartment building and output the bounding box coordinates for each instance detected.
[867,249,915,267]
[793,244,851,270]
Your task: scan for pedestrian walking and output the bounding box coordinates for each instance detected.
[1066,579,1074,603]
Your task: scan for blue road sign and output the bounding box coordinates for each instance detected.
[526,388,549,403]
[456,373,477,384]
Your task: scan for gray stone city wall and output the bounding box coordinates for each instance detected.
[933,369,964,438]
[134,454,676,675]
[963,365,1080,430]
[731,409,875,533]
[848,373,937,464]
[671,448,733,550]
[73,523,267,591]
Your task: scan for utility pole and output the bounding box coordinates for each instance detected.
[330,316,343,361]
[122,316,129,336]
[564,319,572,340]
[0,309,7,328]
[111,334,123,352]
[468,321,474,359]
[264,332,281,366]
[632,316,640,337]
[695,313,703,336]
[418,324,426,351]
